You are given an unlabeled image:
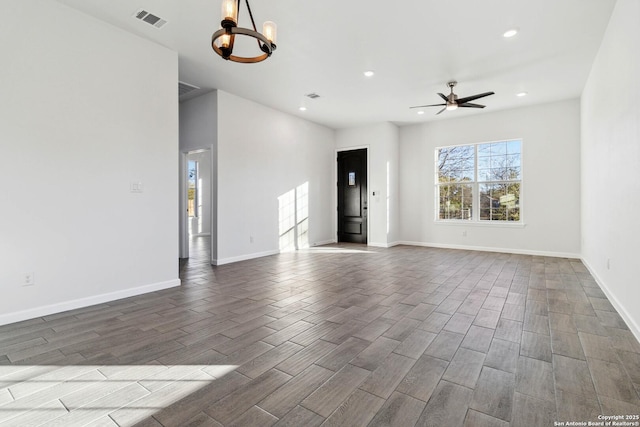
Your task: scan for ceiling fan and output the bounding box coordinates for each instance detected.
[410,81,495,115]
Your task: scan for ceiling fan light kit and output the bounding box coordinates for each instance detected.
[212,0,277,63]
[410,81,495,115]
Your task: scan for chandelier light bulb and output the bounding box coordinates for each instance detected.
[263,21,277,44]
[446,103,458,111]
[221,0,238,26]
[220,33,231,49]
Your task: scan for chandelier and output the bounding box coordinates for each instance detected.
[211,0,277,63]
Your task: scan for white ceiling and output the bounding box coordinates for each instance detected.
[55,0,616,129]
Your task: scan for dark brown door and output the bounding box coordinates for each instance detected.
[338,149,367,243]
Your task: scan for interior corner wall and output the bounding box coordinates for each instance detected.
[399,99,581,258]
[336,123,401,247]
[216,91,335,264]
[0,1,179,325]
[581,0,640,338]
[180,91,218,260]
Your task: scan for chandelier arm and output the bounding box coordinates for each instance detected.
[244,0,259,32]
[244,0,263,49]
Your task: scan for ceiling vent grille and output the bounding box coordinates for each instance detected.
[305,93,320,99]
[179,81,200,97]
[134,10,167,29]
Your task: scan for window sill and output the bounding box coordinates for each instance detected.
[434,220,526,229]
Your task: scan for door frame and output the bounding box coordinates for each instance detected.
[334,145,370,245]
[179,147,215,262]
[179,151,189,259]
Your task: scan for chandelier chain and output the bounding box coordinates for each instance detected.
[243,0,262,49]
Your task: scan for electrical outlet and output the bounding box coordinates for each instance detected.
[607,258,610,270]
[249,236,254,243]
[462,230,467,237]
[23,273,35,286]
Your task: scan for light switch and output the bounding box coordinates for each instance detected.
[130,182,144,193]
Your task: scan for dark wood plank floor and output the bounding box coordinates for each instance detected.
[1,237,639,426]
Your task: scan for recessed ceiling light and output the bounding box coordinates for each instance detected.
[299,106,307,111]
[417,111,425,115]
[503,28,518,38]
[516,92,528,97]
[363,70,375,77]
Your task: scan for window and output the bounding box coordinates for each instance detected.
[436,139,522,222]
[187,160,198,217]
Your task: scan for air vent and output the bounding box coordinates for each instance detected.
[305,93,321,99]
[134,9,167,29]
[179,81,200,97]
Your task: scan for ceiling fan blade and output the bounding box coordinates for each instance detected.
[455,91,495,104]
[459,102,486,108]
[436,107,447,115]
[409,103,446,109]
[438,93,448,102]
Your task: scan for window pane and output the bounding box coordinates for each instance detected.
[438,146,475,183]
[491,142,507,155]
[478,144,521,182]
[438,184,473,220]
[188,160,197,217]
[506,140,521,155]
[479,182,520,221]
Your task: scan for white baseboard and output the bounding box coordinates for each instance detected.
[368,241,402,248]
[0,279,181,327]
[581,258,640,343]
[396,241,580,259]
[213,250,280,266]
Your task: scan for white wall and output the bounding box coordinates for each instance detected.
[0,1,179,325]
[180,92,218,260]
[180,92,218,152]
[399,99,581,257]
[216,91,335,264]
[336,123,401,247]
[581,0,640,338]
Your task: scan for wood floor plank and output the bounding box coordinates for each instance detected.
[315,337,370,371]
[300,364,371,417]
[272,405,324,427]
[257,364,333,418]
[553,354,598,399]
[321,389,384,427]
[423,330,464,361]
[515,356,554,403]
[368,391,426,427]
[415,380,473,427]
[442,347,485,389]
[359,352,416,399]
[395,354,448,402]
[205,369,291,425]
[470,366,516,422]
[351,336,400,371]
[510,392,556,427]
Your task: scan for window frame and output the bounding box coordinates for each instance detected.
[434,138,524,225]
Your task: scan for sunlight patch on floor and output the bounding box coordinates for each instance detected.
[0,364,238,426]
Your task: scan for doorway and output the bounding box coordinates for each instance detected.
[337,148,368,244]
[179,148,213,261]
